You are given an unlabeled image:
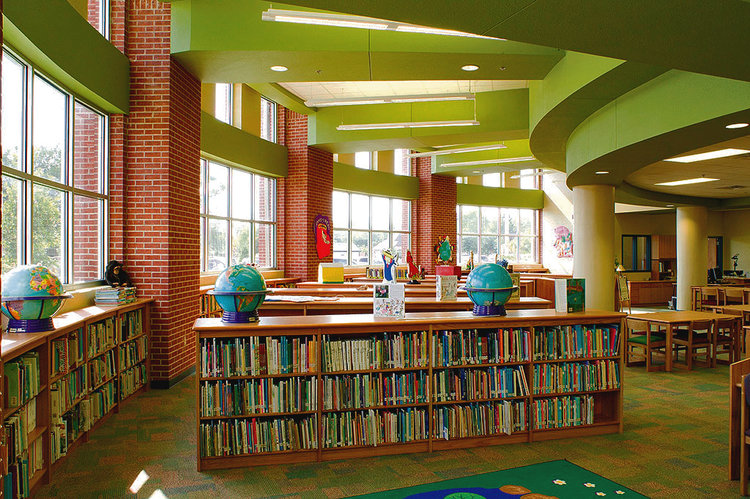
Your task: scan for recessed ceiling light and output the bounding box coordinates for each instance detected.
[499,66,507,71]
[595,171,610,175]
[664,148,750,163]
[270,65,288,72]
[461,64,479,72]
[726,123,749,129]
[655,177,719,186]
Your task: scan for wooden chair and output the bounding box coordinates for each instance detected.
[700,287,720,311]
[625,318,666,371]
[716,317,741,365]
[672,320,714,370]
[725,287,747,306]
[741,373,750,495]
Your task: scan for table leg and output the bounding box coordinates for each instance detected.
[666,323,673,372]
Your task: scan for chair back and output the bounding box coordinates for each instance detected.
[626,318,650,334]
[690,320,714,337]
[725,287,745,304]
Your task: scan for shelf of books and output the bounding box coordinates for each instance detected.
[194,309,624,470]
[1,298,151,497]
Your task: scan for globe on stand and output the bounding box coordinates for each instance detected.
[208,264,271,323]
[462,263,517,316]
[1,265,71,333]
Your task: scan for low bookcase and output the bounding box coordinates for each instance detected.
[194,309,625,471]
[1,299,152,497]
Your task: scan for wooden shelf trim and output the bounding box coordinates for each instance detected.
[199,370,318,381]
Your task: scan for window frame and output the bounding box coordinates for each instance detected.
[456,204,540,265]
[621,234,652,272]
[1,47,109,285]
[260,96,277,143]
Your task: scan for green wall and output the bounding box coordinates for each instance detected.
[457,184,543,209]
[333,162,419,199]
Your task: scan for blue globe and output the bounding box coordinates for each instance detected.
[210,264,269,322]
[464,263,516,315]
[1,265,70,332]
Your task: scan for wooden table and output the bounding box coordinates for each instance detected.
[715,304,750,355]
[627,311,737,371]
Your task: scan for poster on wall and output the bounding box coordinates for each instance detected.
[313,215,332,259]
[553,226,573,258]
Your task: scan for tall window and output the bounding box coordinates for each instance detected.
[260,97,277,142]
[393,149,410,176]
[86,0,110,39]
[354,152,371,170]
[482,173,501,187]
[200,159,276,271]
[1,49,109,283]
[332,191,411,265]
[457,205,539,264]
[215,83,232,124]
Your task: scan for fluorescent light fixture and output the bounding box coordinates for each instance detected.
[666,204,674,207]
[406,143,506,158]
[306,92,473,108]
[655,177,719,186]
[595,171,610,175]
[129,470,150,494]
[337,120,479,131]
[270,65,288,72]
[726,123,749,129]
[461,65,479,71]
[442,156,536,168]
[664,148,750,163]
[262,9,498,39]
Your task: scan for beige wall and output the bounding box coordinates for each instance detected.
[66,0,88,18]
[722,209,750,273]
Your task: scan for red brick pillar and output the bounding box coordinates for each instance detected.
[277,108,333,281]
[124,0,201,387]
[415,156,457,274]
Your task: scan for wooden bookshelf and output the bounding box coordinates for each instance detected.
[1,299,152,497]
[194,309,625,470]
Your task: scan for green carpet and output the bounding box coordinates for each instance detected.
[351,460,647,498]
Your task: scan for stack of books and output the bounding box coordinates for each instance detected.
[95,287,136,306]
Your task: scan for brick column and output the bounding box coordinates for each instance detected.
[124,0,201,387]
[277,108,333,281]
[415,156,457,274]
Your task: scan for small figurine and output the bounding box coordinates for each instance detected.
[382,249,400,283]
[434,236,454,265]
[105,260,132,287]
[466,251,475,271]
[406,250,421,284]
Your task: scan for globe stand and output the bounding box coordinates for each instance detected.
[472,304,507,317]
[7,318,55,333]
[208,289,268,324]
[221,310,260,323]
[2,295,71,334]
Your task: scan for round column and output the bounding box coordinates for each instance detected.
[573,185,615,311]
[676,206,708,310]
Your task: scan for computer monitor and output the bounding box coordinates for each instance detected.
[708,267,720,283]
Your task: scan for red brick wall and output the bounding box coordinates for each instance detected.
[278,109,333,281]
[415,156,457,274]
[123,0,201,384]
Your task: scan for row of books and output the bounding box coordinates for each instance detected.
[3,439,42,499]
[322,331,429,372]
[200,337,318,378]
[120,309,143,342]
[50,400,90,464]
[4,400,36,462]
[51,329,84,377]
[532,325,620,361]
[533,395,595,429]
[532,360,620,395]
[120,364,147,400]
[88,318,116,358]
[322,408,428,448]
[95,286,136,306]
[200,416,318,457]
[119,336,148,371]
[3,399,42,499]
[50,366,87,420]
[432,329,531,366]
[90,380,117,425]
[89,350,117,388]
[322,372,429,410]
[5,352,41,408]
[433,366,529,402]
[200,378,318,417]
[433,401,527,439]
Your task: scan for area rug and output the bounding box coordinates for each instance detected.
[350,460,647,499]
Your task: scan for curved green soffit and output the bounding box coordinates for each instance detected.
[529,52,666,171]
[333,163,419,199]
[308,89,529,153]
[457,184,543,210]
[616,182,750,211]
[566,71,750,187]
[201,112,288,177]
[4,0,129,114]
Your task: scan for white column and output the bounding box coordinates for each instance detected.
[573,185,615,311]
[676,206,708,310]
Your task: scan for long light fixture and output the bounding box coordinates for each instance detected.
[664,148,750,163]
[441,156,536,168]
[306,92,474,108]
[262,9,499,40]
[337,120,479,131]
[406,143,506,158]
[655,177,719,186]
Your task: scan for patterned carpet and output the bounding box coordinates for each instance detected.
[37,364,741,498]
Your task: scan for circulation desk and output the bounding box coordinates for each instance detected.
[194,309,625,470]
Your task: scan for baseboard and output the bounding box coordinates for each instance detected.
[150,365,196,389]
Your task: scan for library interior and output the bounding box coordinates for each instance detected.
[1,0,750,498]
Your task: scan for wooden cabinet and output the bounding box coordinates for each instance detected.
[628,281,675,306]
[652,235,676,260]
